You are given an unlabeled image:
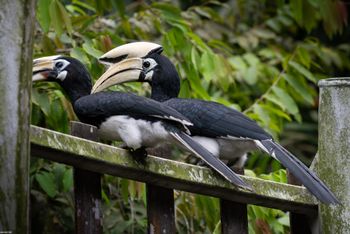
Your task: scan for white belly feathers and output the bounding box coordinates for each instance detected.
[98,115,171,149]
[192,136,257,160]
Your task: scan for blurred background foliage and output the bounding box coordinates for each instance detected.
[31,0,349,233]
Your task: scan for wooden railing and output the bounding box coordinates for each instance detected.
[0,1,348,232]
[30,122,318,233]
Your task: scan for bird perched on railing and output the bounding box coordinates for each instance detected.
[32,55,251,190]
[91,43,339,204]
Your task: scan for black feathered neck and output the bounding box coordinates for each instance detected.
[147,53,180,102]
[56,57,92,103]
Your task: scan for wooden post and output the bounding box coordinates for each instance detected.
[287,171,312,234]
[220,168,248,234]
[70,121,102,234]
[147,184,175,234]
[0,0,35,232]
[318,78,350,233]
[146,147,175,234]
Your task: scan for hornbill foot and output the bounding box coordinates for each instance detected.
[128,147,148,162]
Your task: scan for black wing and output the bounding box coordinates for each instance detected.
[260,139,339,204]
[164,98,271,140]
[74,91,192,128]
[171,131,252,190]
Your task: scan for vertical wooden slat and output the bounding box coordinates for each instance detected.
[220,168,248,234]
[287,171,312,234]
[147,184,175,234]
[0,0,35,232]
[70,121,102,234]
[146,147,175,234]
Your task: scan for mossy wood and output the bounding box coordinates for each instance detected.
[0,0,36,232]
[30,125,317,214]
[318,78,350,233]
[70,122,102,234]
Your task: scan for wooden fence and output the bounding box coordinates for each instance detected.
[27,79,350,234]
[31,122,318,234]
[0,1,348,232]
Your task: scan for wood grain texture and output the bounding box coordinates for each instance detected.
[0,0,36,232]
[318,79,350,233]
[147,184,175,234]
[146,146,175,234]
[221,168,248,234]
[288,171,313,234]
[70,122,102,234]
[30,125,318,215]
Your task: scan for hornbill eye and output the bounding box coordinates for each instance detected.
[143,61,150,68]
[56,62,64,69]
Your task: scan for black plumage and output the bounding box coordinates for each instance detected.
[163,98,270,140]
[74,91,191,130]
[32,55,250,190]
[93,51,339,204]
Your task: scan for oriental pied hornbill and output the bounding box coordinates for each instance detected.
[32,55,250,190]
[92,45,339,204]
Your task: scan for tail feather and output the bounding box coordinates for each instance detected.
[259,139,339,204]
[170,132,252,191]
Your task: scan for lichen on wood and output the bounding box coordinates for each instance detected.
[318,78,350,233]
[0,0,36,232]
[30,125,317,214]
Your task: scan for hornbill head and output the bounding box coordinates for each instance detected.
[92,53,180,101]
[99,42,163,67]
[32,55,92,101]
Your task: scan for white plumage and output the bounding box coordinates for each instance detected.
[98,115,171,149]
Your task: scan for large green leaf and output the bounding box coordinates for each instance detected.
[271,86,299,115]
[50,0,63,35]
[62,169,73,192]
[36,172,58,198]
[57,0,73,34]
[283,73,314,104]
[37,0,52,32]
[82,41,103,58]
[49,0,73,36]
[200,51,216,82]
[245,66,258,85]
[288,61,316,83]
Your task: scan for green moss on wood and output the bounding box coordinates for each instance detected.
[30,125,317,214]
[318,79,350,233]
[0,0,35,232]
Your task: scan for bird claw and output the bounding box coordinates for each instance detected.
[128,147,148,162]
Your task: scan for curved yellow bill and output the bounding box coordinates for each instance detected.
[99,42,162,66]
[91,58,144,93]
[32,55,61,81]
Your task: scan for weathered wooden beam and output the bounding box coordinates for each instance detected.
[0,1,36,232]
[147,184,175,234]
[30,125,318,214]
[70,122,102,234]
[288,171,313,234]
[318,78,350,233]
[146,147,175,234]
[220,168,248,234]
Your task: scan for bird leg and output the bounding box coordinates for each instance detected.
[122,145,148,162]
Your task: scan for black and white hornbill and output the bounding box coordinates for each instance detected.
[32,55,251,190]
[92,48,339,204]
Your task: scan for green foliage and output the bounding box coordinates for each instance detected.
[31,0,349,233]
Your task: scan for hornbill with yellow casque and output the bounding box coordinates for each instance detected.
[32,54,251,190]
[91,43,339,204]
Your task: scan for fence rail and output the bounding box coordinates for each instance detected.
[27,80,350,233]
[30,124,317,214]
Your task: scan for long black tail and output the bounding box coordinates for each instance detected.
[259,139,339,204]
[170,132,252,191]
